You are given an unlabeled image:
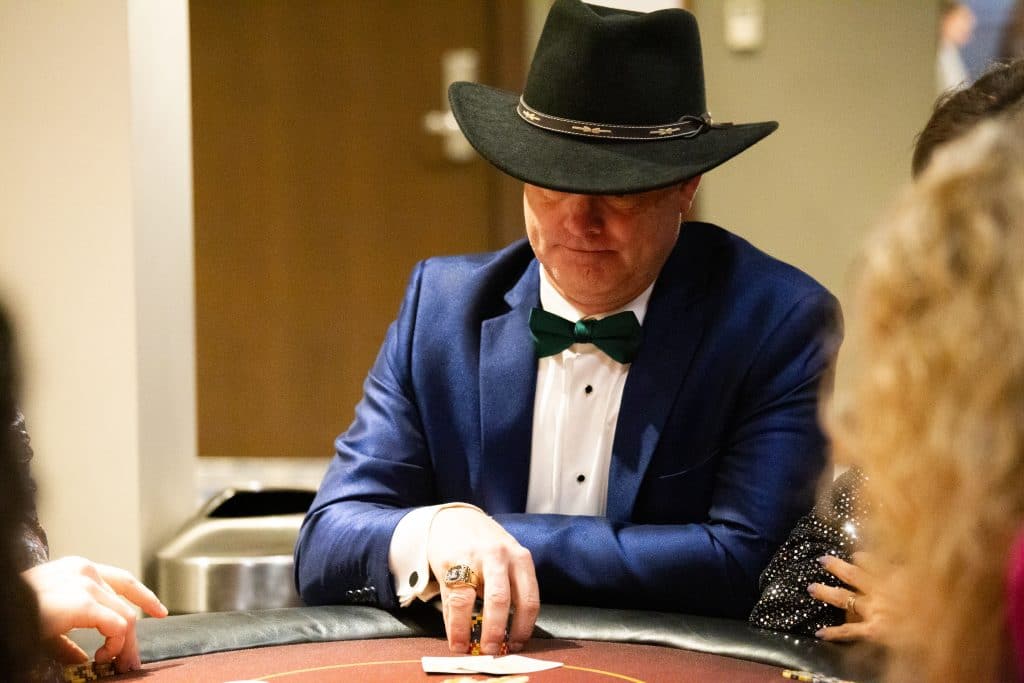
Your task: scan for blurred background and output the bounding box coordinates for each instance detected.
[0,0,1019,591]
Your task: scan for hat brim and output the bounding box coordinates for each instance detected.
[450,82,778,195]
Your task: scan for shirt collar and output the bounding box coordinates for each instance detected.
[538,267,654,325]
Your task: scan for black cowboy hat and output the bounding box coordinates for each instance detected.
[449,0,777,195]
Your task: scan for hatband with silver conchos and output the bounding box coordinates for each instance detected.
[516,97,730,141]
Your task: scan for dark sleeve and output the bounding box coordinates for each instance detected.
[748,466,867,634]
[13,412,49,570]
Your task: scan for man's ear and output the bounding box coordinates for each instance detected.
[679,175,702,214]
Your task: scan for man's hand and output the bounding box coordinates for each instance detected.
[22,556,168,672]
[808,552,891,642]
[427,507,540,655]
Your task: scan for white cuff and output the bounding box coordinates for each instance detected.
[389,502,483,607]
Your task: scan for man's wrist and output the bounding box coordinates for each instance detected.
[389,502,483,606]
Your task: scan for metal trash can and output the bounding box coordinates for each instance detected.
[156,487,314,614]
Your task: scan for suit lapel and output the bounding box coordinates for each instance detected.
[606,229,714,522]
[478,260,540,513]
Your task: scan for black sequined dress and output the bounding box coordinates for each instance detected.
[749,467,867,635]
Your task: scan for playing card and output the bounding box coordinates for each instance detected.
[421,654,562,675]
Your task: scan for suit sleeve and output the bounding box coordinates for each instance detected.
[294,262,435,609]
[494,291,840,618]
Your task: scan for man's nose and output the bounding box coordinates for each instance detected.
[562,195,602,235]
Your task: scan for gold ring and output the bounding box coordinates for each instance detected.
[443,563,479,590]
[845,594,858,615]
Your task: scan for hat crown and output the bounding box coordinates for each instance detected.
[522,0,706,126]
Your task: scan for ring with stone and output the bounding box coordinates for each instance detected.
[443,563,479,590]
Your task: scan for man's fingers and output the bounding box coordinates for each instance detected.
[444,585,477,653]
[427,509,539,654]
[480,560,512,655]
[507,548,540,653]
[95,563,168,618]
[507,573,540,651]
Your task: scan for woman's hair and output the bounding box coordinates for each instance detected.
[832,114,1024,681]
[912,58,1024,177]
[0,308,43,680]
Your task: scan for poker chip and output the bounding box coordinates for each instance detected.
[62,659,117,682]
[469,612,509,656]
[470,613,483,655]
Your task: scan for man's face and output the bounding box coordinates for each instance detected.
[524,178,700,315]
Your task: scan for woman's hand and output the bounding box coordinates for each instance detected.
[808,552,891,642]
[23,556,168,672]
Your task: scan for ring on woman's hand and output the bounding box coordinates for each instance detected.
[845,594,859,615]
[443,564,479,590]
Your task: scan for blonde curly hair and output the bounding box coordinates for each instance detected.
[831,114,1024,681]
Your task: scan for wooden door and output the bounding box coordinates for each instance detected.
[191,1,525,458]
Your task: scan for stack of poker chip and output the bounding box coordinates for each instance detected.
[469,613,509,656]
[62,660,116,682]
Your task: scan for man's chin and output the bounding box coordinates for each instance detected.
[554,281,627,313]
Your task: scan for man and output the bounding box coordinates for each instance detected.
[296,0,838,657]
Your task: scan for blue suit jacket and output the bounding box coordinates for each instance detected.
[295,222,840,618]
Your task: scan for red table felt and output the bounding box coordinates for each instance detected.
[109,636,788,682]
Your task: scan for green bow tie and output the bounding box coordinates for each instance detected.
[529,308,642,364]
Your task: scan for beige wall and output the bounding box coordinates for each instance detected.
[0,0,196,580]
[692,1,938,306]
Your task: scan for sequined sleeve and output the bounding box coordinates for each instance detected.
[13,412,49,569]
[748,466,867,635]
